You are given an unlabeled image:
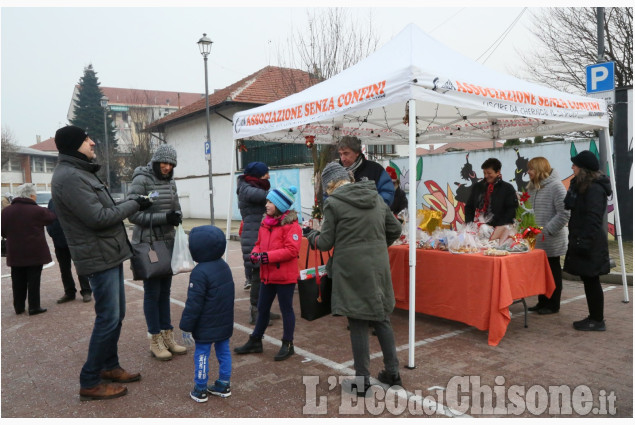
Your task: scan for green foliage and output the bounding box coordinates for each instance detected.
[504,138,521,146]
[515,197,538,231]
[70,64,118,186]
[534,135,545,143]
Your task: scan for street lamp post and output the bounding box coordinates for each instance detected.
[100,95,111,188]
[198,33,215,226]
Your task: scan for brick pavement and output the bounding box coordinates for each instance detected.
[1,230,632,418]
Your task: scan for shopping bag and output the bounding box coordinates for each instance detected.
[171,224,195,275]
[297,237,332,321]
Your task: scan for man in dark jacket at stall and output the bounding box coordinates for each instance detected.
[337,136,394,207]
[464,157,518,227]
[47,198,92,304]
[51,125,152,401]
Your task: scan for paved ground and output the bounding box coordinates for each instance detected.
[1,224,632,419]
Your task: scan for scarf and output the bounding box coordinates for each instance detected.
[475,175,501,221]
[245,175,271,191]
[345,154,364,176]
[264,210,289,227]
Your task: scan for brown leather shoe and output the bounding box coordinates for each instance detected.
[100,367,141,383]
[79,383,127,401]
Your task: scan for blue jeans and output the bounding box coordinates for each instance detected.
[253,283,296,341]
[143,276,173,334]
[193,339,231,388]
[79,264,126,388]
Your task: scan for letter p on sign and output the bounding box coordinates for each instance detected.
[586,62,615,93]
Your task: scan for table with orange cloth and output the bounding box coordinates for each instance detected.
[388,245,556,346]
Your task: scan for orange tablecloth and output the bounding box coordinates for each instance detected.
[298,237,332,270]
[388,245,555,346]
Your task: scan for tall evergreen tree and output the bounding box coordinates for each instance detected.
[70,64,118,187]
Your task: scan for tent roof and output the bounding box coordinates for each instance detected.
[233,24,608,145]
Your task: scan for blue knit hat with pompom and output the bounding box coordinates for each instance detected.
[267,186,297,213]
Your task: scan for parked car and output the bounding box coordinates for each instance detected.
[35,191,52,207]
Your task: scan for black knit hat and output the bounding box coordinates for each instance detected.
[54,125,88,154]
[571,150,599,172]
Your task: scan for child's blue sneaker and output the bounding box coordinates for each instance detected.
[207,380,231,398]
[190,385,208,403]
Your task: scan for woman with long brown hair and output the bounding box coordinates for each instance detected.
[526,157,570,315]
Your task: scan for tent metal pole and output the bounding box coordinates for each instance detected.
[225,139,238,262]
[602,128,629,302]
[407,99,417,369]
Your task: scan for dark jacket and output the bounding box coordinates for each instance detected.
[236,175,268,275]
[464,178,518,226]
[180,226,234,343]
[128,163,181,245]
[51,154,139,276]
[312,180,402,321]
[1,197,56,267]
[46,198,68,249]
[390,186,408,215]
[563,175,612,277]
[341,155,395,207]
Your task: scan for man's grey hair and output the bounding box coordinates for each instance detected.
[15,183,37,199]
[337,136,362,154]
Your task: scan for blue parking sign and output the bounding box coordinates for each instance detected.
[586,62,614,93]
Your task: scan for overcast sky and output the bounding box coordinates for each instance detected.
[0,2,569,147]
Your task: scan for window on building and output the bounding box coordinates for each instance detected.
[366,144,395,160]
[45,158,56,173]
[32,157,45,173]
[122,111,128,122]
[1,157,21,172]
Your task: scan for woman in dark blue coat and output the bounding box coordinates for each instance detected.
[180,225,234,402]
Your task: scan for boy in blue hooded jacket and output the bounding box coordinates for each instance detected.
[180,225,235,402]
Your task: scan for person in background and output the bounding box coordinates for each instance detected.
[236,161,280,324]
[525,157,570,315]
[386,166,408,217]
[180,225,234,402]
[51,125,152,401]
[1,183,56,316]
[563,151,612,331]
[307,162,402,396]
[465,157,518,229]
[47,198,93,304]
[1,193,12,210]
[337,136,394,206]
[128,144,187,361]
[234,186,301,362]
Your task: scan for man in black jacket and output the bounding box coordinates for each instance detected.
[47,198,92,303]
[51,125,152,401]
[464,158,518,227]
[337,136,394,206]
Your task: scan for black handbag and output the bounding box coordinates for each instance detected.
[130,214,172,281]
[298,237,332,321]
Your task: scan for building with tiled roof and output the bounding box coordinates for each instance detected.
[29,137,57,152]
[67,86,204,153]
[147,66,319,132]
[145,65,320,220]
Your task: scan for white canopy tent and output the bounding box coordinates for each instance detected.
[230,24,627,365]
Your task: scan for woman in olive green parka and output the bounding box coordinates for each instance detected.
[308,162,402,396]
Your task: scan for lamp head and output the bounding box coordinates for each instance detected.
[198,33,213,57]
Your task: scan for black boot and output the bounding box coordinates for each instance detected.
[274,340,294,361]
[377,370,402,387]
[234,336,263,354]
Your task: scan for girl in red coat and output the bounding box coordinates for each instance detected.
[234,186,301,361]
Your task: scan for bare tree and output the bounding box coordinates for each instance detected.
[1,127,20,168]
[518,7,632,93]
[276,8,380,214]
[116,91,157,182]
